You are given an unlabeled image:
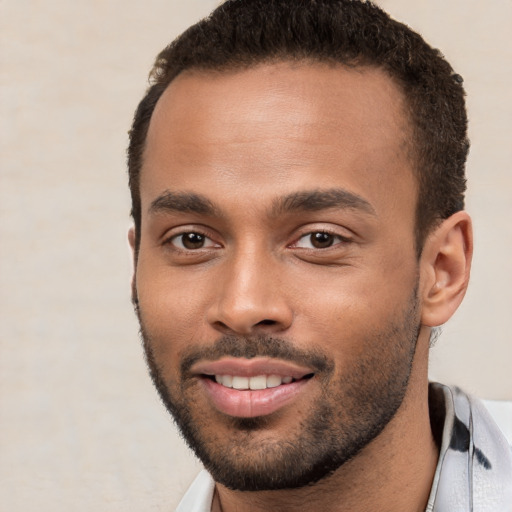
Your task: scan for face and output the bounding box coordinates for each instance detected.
[133,62,422,490]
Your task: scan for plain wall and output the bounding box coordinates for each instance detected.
[0,1,510,510]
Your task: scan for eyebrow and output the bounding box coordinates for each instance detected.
[148,187,376,219]
[272,188,376,217]
[149,191,219,216]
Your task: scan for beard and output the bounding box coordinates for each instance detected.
[135,285,421,492]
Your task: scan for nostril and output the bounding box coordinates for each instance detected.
[257,319,277,326]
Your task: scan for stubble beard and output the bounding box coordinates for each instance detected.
[135,287,421,492]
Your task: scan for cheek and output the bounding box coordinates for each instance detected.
[288,255,418,355]
[135,264,213,366]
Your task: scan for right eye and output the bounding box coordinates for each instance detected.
[169,232,218,250]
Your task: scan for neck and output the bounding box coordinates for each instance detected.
[213,330,438,512]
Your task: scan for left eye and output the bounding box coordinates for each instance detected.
[170,232,218,250]
[294,232,346,249]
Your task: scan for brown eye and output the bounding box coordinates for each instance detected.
[171,232,211,250]
[310,232,335,248]
[182,233,205,249]
[293,231,349,250]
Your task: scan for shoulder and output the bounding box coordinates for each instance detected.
[427,383,512,511]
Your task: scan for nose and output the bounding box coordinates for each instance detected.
[206,248,293,335]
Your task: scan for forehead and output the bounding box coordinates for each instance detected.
[141,61,416,224]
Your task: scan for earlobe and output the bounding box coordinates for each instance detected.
[420,211,473,327]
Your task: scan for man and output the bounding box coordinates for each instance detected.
[127,0,512,510]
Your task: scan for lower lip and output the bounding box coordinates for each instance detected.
[201,377,311,418]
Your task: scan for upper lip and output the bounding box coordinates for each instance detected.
[190,357,315,379]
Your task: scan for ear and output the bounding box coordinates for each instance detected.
[128,226,138,305]
[128,226,136,253]
[419,211,473,327]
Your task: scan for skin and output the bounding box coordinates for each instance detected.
[130,62,473,512]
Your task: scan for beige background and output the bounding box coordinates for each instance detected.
[0,1,510,510]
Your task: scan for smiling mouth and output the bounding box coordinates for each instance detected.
[204,373,315,390]
[191,357,318,417]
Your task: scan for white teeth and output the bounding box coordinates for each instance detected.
[214,374,295,389]
[249,375,267,390]
[221,375,233,388]
[266,375,282,388]
[231,376,249,390]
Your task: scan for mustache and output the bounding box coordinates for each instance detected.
[180,334,334,377]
